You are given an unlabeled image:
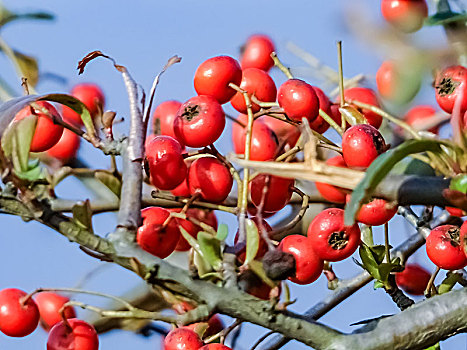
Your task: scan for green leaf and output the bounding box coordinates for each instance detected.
[244,218,260,265]
[359,244,381,281]
[216,224,228,241]
[450,174,467,194]
[438,272,462,295]
[423,343,441,350]
[345,139,447,225]
[72,199,94,233]
[0,6,54,27]
[15,160,46,182]
[13,114,36,171]
[13,50,39,87]
[179,227,201,252]
[0,95,42,138]
[197,231,222,271]
[390,157,435,177]
[95,171,121,197]
[193,250,212,277]
[425,11,467,26]
[373,280,384,289]
[38,94,96,138]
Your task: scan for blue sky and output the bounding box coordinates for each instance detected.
[0,0,465,349]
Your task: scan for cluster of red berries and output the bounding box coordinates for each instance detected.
[0,288,98,350]
[13,83,105,162]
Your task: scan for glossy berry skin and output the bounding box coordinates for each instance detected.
[342,124,387,169]
[15,101,64,153]
[174,95,226,148]
[232,114,279,161]
[34,292,76,331]
[395,263,431,296]
[446,206,466,217]
[278,235,324,285]
[170,177,190,197]
[136,207,180,258]
[194,56,242,104]
[62,83,105,126]
[231,68,277,113]
[434,65,467,115]
[426,225,467,270]
[188,157,233,203]
[199,345,232,350]
[381,0,428,33]
[315,156,348,204]
[47,318,98,350]
[277,79,320,122]
[240,34,275,72]
[460,221,467,258]
[356,198,398,226]
[307,208,361,262]
[153,100,183,141]
[250,174,294,213]
[308,86,335,134]
[339,88,382,129]
[46,127,81,162]
[0,288,40,337]
[259,115,300,147]
[146,135,187,190]
[163,328,203,350]
[404,105,439,134]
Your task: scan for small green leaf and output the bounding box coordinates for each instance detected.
[198,231,222,271]
[0,7,54,27]
[38,94,96,138]
[193,250,212,277]
[179,227,201,252]
[72,199,94,233]
[450,174,467,194]
[373,280,384,289]
[339,105,367,125]
[423,343,441,350]
[216,224,229,241]
[425,11,467,26]
[438,272,462,295]
[359,244,381,281]
[13,50,39,87]
[15,161,46,182]
[13,114,36,171]
[244,218,260,265]
[345,139,448,225]
[95,171,121,197]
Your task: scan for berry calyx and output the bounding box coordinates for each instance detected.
[136,207,181,258]
[240,34,275,72]
[0,288,40,337]
[307,208,361,262]
[341,124,387,169]
[47,318,98,350]
[15,101,64,153]
[174,95,226,148]
[188,157,233,203]
[434,65,467,115]
[145,135,187,190]
[194,56,242,104]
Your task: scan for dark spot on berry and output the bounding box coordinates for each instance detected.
[328,231,348,250]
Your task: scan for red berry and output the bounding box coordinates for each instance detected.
[164,328,203,350]
[434,65,467,115]
[174,95,226,148]
[34,292,76,331]
[460,221,467,258]
[199,344,232,350]
[230,68,277,113]
[240,34,275,72]
[342,124,387,169]
[185,314,224,338]
[307,86,335,134]
[395,263,431,295]
[258,115,300,147]
[171,177,191,197]
[250,174,294,213]
[136,207,180,258]
[146,135,187,190]
[234,217,273,262]
[47,318,98,350]
[15,101,64,153]
[355,198,398,226]
[315,156,348,204]
[277,79,320,122]
[153,100,183,141]
[339,87,382,129]
[278,235,324,284]
[381,0,428,33]
[426,225,467,270]
[46,127,81,162]
[404,105,439,134]
[232,114,279,161]
[194,56,242,104]
[0,288,39,337]
[307,208,361,262]
[446,206,466,217]
[188,157,233,203]
[173,208,218,252]
[62,83,105,126]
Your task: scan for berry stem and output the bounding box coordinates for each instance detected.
[384,222,391,263]
[336,41,346,131]
[271,52,294,79]
[319,108,344,136]
[425,266,441,298]
[21,77,29,95]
